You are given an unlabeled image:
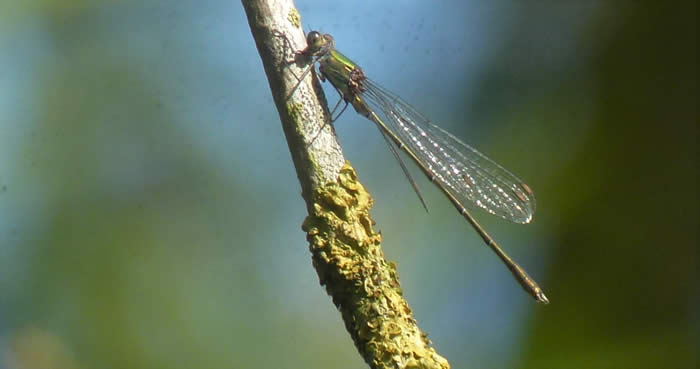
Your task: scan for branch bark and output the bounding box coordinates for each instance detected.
[241,1,450,368]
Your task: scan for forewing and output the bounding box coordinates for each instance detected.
[361,79,536,223]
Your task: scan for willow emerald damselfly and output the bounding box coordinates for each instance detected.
[290,30,548,304]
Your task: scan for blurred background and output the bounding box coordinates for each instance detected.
[0,1,696,368]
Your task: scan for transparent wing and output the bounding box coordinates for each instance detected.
[361,79,536,223]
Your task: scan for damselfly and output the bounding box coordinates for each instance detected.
[290,30,548,304]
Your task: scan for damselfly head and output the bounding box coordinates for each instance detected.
[306,31,322,46]
[306,31,333,56]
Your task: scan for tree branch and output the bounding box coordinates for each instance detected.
[241,1,450,368]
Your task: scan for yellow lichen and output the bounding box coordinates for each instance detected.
[287,8,301,28]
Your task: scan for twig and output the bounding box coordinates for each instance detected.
[241,1,450,368]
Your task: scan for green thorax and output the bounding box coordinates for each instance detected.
[319,49,371,115]
[319,49,357,93]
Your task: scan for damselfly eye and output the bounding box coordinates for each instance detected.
[306,31,321,45]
